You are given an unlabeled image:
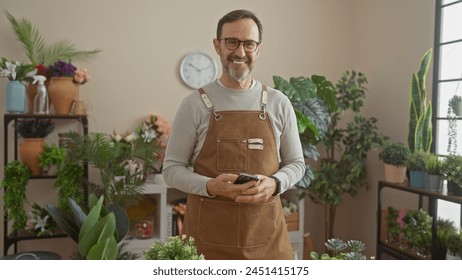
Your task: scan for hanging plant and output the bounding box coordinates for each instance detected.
[1,160,31,231]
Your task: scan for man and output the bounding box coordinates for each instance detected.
[162,9,305,260]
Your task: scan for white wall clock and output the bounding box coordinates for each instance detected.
[180,51,218,89]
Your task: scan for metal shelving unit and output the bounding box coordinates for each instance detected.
[376,180,462,259]
[2,113,88,256]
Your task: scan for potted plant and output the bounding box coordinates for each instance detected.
[45,60,81,114]
[310,238,370,260]
[144,235,205,260]
[38,143,67,175]
[385,206,401,244]
[408,48,432,154]
[406,151,431,188]
[378,142,410,184]
[401,208,432,259]
[14,118,54,176]
[1,160,31,231]
[0,57,37,113]
[446,231,462,260]
[441,154,462,196]
[46,194,133,260]
[424,153,443,192]
[435,218,458,260]
[275,70,387,241]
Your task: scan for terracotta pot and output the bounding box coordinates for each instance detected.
[19,138,45,176]
[384,164,407,183]
[48,77,78,115]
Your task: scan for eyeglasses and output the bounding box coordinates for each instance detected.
[219,38,260,53]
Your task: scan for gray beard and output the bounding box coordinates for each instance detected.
[227,65,251,83]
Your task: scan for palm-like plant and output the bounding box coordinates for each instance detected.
[6,11,101,66]
[63,131,159,207]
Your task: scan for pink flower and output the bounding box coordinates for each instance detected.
[74,68,91,85]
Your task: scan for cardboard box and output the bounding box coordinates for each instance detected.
[285,211,299,231]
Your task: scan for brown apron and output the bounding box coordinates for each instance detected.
[183,85,293,260]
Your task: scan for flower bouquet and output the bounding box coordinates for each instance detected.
[135,113,171,174]
[0,57,37,82]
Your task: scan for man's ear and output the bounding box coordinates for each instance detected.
[213,38,221,55]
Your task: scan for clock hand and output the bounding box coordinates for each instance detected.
[200,65,211,71]
[188,63,201,72]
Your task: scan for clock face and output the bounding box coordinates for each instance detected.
[180,51,218,89]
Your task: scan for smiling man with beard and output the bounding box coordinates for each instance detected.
[162,9,305,260]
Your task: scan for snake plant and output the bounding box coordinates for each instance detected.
[408,48,433,153]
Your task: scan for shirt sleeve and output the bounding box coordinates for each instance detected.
[162,94,213,197]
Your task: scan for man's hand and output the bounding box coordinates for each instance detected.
[206,173,257,200]
[235,175,276,204]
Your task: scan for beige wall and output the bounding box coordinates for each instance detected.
[0,0,434,258]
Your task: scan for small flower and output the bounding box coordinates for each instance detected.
[35,64,47,76]
[46,60,77,78]
[74,68,91,84]
[124,132,137,143]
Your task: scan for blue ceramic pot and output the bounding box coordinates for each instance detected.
[5,80,27,113]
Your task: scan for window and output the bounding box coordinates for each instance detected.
[433,0,462,228]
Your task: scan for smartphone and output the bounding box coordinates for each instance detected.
[234,173,260,184]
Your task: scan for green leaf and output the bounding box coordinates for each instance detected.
[86,237,118,260]
[273,75,297,101]
[290,76,317,102]
[107,203,130,243]
[79,195,104,241]
[68,198,87,228]
[45,204,80,242]
[79,212,116,256]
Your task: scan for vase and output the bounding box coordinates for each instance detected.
[409,170,426,188]
[426,174,443,192]
[73,100,85,115]
[384,164,407,183]
[47,77,78,115]
[4,80,27,113]
[19,138,45,176]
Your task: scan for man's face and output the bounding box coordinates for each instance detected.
[214,18,261,83]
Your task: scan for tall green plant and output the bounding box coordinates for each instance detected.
[307,71,387,241]
[408,48,433,153]
[6,11,101,65]
[273,74,336,188]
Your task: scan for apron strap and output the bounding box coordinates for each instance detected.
[198,88,222,121]
[198,85,268,121]
[260,84,268,120]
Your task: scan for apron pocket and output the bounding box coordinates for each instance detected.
[197,197,277,249]
[239,199,276,248]
[216,138,247,171]
[197,198,239,247]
